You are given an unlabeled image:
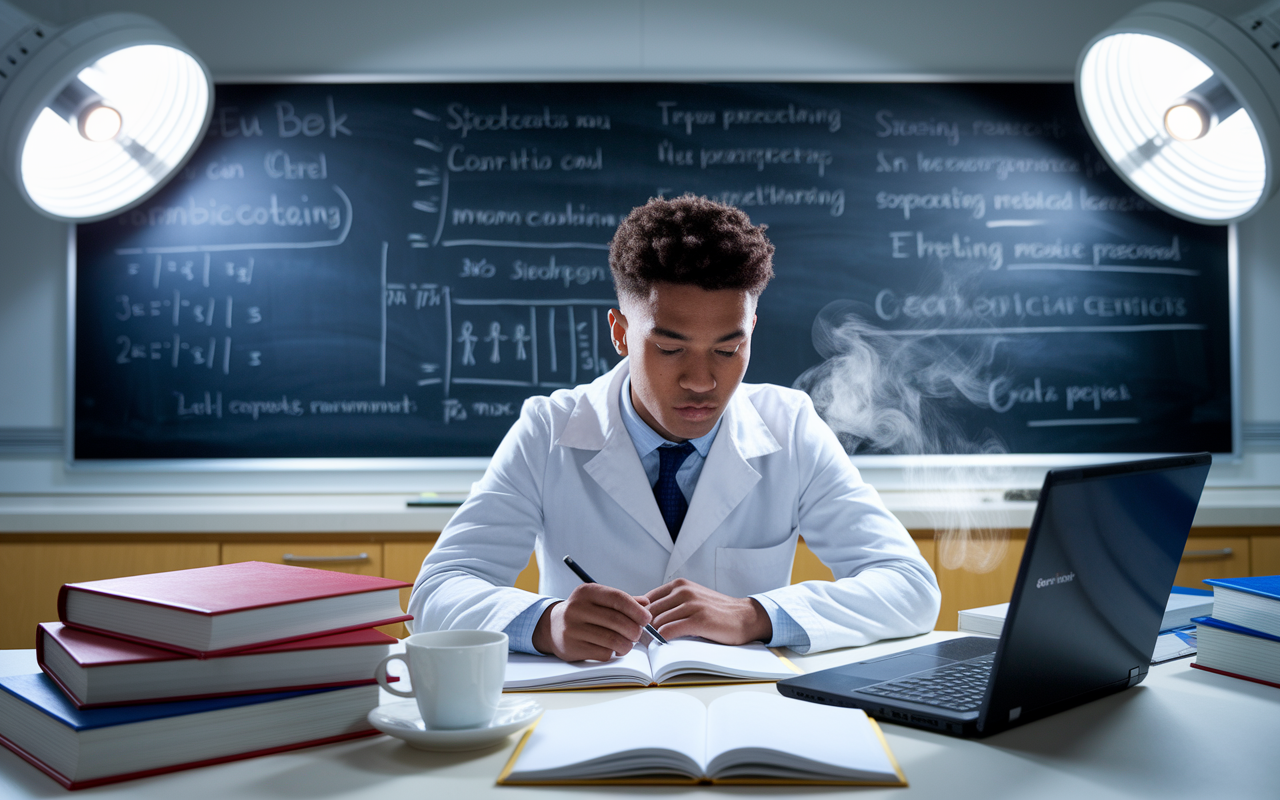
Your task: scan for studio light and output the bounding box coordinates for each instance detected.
[1076,2,1280,224]
[0,3,213,222]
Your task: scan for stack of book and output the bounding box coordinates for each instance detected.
[1191,575,1280,688]
[0,561,412,790]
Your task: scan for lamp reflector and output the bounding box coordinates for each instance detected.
[1078,32,1266,222]
[19,44,210,221]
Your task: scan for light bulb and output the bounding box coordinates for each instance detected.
[78,104,122,141]
[1164,101,1209,141]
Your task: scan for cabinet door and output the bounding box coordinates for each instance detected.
[222,543,394,635]
[789,536,936,584]
[933,532,1027,632]
[385,541,435,638]
[0,542,219,650]
[1252,535,1280,576]
[383,540,537,638]
[791,537,834,583]
[1173,537,1250,589]
[221,543,383,575]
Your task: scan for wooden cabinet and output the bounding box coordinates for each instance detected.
[384,540,437,638]
[223,541,399,634]
[1250,535,1280,576]
[221,542,384,575]
[2,528,1278,650]
[0,540,219,650]
[1173,536,1251,589]
[0,536,437,649]
[790,537,835,583]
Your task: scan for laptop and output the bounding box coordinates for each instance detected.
[777,452,1212,738]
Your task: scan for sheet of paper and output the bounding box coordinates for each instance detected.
[504,647,652,688]
[704,692,897,781]
[1151,628,1197,664]
[646,638,794,683]
[507,692,706,779]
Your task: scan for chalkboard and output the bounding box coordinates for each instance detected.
[71,81,1234,462]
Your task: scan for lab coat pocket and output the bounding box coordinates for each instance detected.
[714,534,798,598]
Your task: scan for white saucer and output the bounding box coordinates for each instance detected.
[367,697,543,751]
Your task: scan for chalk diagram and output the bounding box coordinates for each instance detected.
[389,106,617,418]
[381,242,614,408]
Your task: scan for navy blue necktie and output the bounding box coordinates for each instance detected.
[654,442,696,541]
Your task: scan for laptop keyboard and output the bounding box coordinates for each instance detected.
[859,653,995,712]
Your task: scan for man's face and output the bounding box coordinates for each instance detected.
[608,282,756,442]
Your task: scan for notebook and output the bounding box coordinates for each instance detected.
[496,691,905,786]
[778,452,1212,738]
[504,638,799,690]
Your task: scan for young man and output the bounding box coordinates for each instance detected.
[409,195,939,660]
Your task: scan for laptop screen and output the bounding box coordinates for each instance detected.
[982,454,1211,728]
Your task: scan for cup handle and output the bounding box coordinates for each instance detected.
[374,653,416,698]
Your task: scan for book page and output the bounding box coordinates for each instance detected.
[646,639,796,684]
[504,648,653,690]
[704,692,900,783]
[502,692,706,782]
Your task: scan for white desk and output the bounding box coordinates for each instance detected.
[2,632,1276,799]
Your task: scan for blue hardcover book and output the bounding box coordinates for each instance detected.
[1191,615,1280,689]
[1203,575,1280,600]
[1202,575,1280,638]
[1191,615,1280,643]
[0,672,378,790]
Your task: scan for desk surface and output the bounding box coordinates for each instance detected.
[2,632,1276,799]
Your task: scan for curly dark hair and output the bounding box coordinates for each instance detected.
[609,195,775,301]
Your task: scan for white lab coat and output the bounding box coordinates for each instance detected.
[409,361,940,653]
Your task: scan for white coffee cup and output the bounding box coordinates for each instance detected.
[374,630,508,729]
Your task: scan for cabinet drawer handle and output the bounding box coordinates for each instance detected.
[282,553,369,563]
[1182,548,1233,559]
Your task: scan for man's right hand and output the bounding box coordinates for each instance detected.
[531,583,653,662]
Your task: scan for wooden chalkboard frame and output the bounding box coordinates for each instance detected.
[64,75,1241,470]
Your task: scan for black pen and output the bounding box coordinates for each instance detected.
[562,555,668,645]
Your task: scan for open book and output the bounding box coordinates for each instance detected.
[503,638,800,690]
[497,691,906,786]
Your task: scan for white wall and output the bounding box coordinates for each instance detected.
[2,0,1278,493]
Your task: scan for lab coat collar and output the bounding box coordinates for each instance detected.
[555,362,622,451]
[570,363,677,553]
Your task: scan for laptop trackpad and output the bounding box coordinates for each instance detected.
[842,653,952,683]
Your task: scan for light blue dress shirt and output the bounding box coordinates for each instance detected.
[503,376,810,654]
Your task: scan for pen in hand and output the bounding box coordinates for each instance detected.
[562,555,668,645]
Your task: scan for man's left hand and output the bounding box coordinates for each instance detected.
[643,578,773,645]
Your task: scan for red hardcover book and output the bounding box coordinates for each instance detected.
[0,728,379,791]
[37,622,399,708]
[1188,662,1280,690]
[57,561,412,657]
